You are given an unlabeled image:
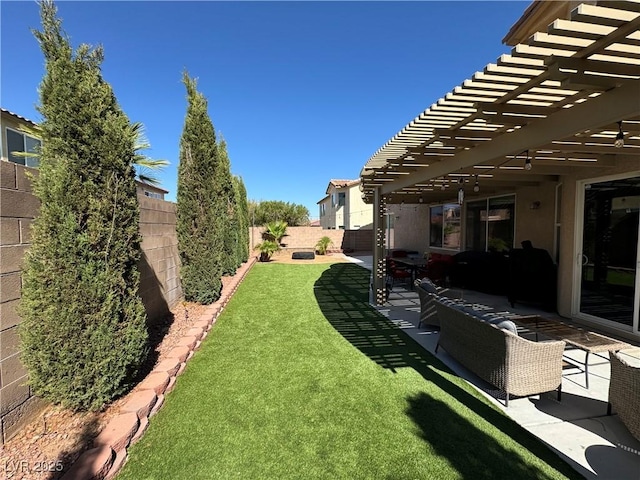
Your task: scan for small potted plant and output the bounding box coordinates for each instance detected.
[255,240,280,262]
[316,236,333,255]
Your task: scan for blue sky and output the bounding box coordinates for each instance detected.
[2,1,528,219]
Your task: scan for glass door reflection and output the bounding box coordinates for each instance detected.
[579,177,640,330]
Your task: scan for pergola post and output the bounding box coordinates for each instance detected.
[372,188,387,305]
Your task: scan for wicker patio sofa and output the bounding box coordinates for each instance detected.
[433,297,566,406]
[415,278,463,328]
[608,351,640,441]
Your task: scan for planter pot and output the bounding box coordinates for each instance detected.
[259,252,271,262]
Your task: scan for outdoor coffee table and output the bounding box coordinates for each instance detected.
[511,315,631,389]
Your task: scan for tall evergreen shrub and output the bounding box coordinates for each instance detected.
[233,176,250,264]
[216,139,238,274]
[176,72,223,303]
[19,0,148,411]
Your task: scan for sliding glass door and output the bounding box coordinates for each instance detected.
[578,175,640,332]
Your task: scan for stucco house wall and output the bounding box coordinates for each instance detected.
[318,180,373,230]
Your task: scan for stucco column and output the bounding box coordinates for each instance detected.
[372,188,387,305]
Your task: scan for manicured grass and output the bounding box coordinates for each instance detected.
[118,263,580,480]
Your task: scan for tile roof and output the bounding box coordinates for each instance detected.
[1,108,37,126]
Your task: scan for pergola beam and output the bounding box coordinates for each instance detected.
[381,80,639,195]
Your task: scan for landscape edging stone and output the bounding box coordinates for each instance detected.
[62,257,256,479]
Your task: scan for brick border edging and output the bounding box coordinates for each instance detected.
[61,257,257,480]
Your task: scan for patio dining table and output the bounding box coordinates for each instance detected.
[393,257,428,285]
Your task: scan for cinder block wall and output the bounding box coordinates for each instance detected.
[0,161,46,444]
[138,196,182,321]
[250,226,372,253]
[0,162,182,444]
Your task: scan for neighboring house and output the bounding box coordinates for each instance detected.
[1,108,168,200]
[317,179,373,230]
[360,0,640,342]
[1,108,41,168]
[136,182,168,200]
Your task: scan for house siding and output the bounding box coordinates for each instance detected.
[319,181,373,230]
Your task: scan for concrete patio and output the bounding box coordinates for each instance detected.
[345,254,640,480]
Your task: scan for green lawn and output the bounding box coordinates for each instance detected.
[118,263,580,480]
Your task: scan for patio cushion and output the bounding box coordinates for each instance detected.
[462,304,493,316]
[488,318,518,336]
[417,278,439,294]
[462,306,484,317]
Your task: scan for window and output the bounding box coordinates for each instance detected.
[332,192,345,207]
[465,195,515,253]
[320,203,326,217]
[429,203,461,249]
[143,190,162,199]
[6,128,41,167]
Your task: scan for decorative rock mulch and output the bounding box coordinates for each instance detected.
[56,256,257,480]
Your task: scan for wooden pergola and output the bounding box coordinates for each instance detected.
[360,1,640,305]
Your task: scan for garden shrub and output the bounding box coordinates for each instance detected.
[19,0,148,411]
[176,72,224,303]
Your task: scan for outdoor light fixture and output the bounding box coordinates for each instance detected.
[524,150,532,171]
[615,121,624,148]
[473,175,480,193]
[418,197,424,203]
[440,178,446,191]
[457,178,464,205]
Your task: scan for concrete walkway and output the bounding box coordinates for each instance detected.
[343,254,640,480]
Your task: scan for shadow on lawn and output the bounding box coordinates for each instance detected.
[313,263,582,480]
[407,392,564,480]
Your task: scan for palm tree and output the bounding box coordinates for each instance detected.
[263,220,288,246]
[128,121,169,186]
[316,236,333,255]
[254,240,280,262]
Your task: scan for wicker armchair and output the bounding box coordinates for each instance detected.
[608,351,640,441]
[433,300,566,406]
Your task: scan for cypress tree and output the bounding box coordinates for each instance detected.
[19,0,148,411]
[216,139,238,274]
[176,72,223,303]
[233,175,250,265]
